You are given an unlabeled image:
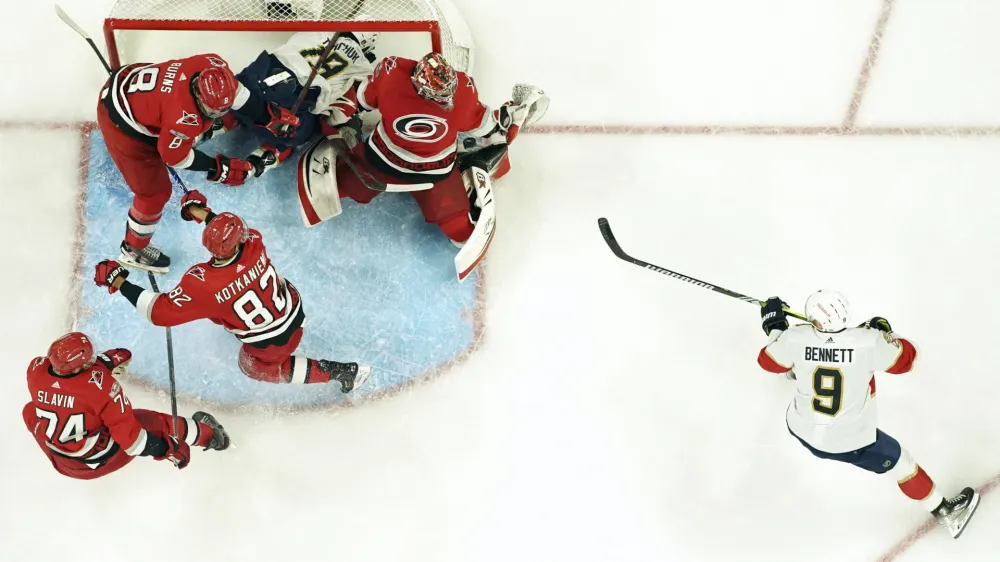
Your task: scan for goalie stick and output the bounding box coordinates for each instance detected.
[597,217,808,320]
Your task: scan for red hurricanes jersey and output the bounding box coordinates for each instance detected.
[135,229,303,345]
[24,349,147,465]
[356,56,496,179]
[100,54,244,168]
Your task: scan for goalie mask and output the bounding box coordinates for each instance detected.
[193,67,238,119]
[412,53,457,109]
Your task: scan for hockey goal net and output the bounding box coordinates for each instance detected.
[104,0,475,72]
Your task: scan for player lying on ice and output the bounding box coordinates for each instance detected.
[99,53,302,274]
[757,290,980,538]
[93,192,373,389]
[297,52,550,280]
[228,30,380,155]
[22,332,230,480]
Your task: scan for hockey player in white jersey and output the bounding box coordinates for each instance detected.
[757,290,980,538]
[227,30,379,173]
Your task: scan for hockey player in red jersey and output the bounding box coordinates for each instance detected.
[302,53,548,249]
[22,332,230,480]
[98,53,301,274]
[92,191,372,389]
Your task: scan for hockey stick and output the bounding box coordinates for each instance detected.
[284,33,341,130]
[55,5,113,73]
[597,218,808,321]
[145,273,180,440]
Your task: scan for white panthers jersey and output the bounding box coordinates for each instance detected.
[757,324,917,454]
[271,32,375,116]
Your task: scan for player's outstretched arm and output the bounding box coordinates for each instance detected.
[92,260,208,328]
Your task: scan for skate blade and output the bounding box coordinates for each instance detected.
[118,253,169,275]
[351,365,372,392]
[951,492,981,539]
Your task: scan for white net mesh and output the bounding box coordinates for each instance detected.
[106,0,473,71]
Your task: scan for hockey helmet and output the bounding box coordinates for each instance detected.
[47,332,95,375]
[202,212,249,259]
[193,66,238,119]
[412,53,457,109]
[805,289,851,332]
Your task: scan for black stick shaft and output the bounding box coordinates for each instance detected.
[597,218,808,321]
[146,272,179,438]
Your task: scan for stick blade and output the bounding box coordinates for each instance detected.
[54,5,91,39]
[597,217,629,259]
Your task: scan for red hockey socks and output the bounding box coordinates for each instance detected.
[124,191,171,249]
[175,416,215,449]
[887,448,944,511]
[238,354,335,384]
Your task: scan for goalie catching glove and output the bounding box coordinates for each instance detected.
[461,83,550,151]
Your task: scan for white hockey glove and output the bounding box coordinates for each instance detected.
[460,84,549,152]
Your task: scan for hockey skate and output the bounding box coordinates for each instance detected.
[318,360,372,393]
[118,241,170,274]
[932,487,980,538]
[191,411,231,451]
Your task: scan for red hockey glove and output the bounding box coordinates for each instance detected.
[154,435,191,469]
[94,259,129,294]
[180,190,211,222]
[264,102,300,137]
[207,155,255,186]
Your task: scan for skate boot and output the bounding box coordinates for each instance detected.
[932,487,980,538]
[119,241,170,274]
[318,360,372,393]
[191,411,231,451]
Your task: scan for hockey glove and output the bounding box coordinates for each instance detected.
[195,113,239,145]
[154,435,191,469]
[207,155,255,186]
[180,190,211,222]
[245,145,292,178]
[761,297,790,335]
[94,259,129,294]
[862,316,893,333]
[263,102,300,137]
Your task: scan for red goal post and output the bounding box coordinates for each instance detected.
[103,0,475,71]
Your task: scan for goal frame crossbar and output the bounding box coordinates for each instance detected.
[103,18,443,68]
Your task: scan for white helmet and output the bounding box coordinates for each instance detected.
[805,289,851,332]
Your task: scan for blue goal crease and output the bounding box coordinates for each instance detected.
[77,129,481,410]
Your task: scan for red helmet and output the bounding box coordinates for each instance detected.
[411,53,457,109]
[193,66,238,118]
[203,212,248,258]
[47,332,95,375]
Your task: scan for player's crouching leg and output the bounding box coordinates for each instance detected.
[133,409,229,452]
[237,327,372,392]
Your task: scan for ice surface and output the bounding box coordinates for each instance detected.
[3,0,1000,561]
[79,129,480,409]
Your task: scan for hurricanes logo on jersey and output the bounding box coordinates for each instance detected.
[177,111,200,126]
[393,114,449,144]
[207,57,227,68]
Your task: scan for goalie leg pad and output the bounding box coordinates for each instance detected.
[453,166,497,282]
[297,138,343,227]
